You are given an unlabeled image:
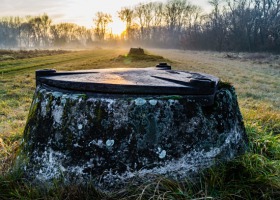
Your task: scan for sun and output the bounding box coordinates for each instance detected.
[108,18,126,35]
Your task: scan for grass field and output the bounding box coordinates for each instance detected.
[0,48,280,199]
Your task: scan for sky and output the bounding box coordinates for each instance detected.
[0,0,211,32]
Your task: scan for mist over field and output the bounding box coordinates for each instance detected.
[0,0,280,52]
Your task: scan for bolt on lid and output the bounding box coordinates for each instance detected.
[36,64,219,95]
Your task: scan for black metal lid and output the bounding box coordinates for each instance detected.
[36,65,219,95]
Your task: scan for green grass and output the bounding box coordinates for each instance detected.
[0,48,280,199]
[0,49,69,62]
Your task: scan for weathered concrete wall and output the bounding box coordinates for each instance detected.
[20,83,247,189]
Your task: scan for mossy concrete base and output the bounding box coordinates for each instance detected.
[20,84,247,190]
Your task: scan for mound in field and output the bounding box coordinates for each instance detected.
[112,48,166,63]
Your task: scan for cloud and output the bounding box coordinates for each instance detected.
[0,0,67,16]
[0,0,72,27]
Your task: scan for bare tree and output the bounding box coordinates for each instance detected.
[150,2,165,45]
[40,14,52,47]
[165,0,188,33]
[93,12,112,41]
[134,3,146,40]
[118,7,134,40]
[207,0,227,51]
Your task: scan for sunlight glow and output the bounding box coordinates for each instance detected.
[108,18,127,35]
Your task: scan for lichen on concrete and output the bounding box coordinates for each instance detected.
[20,83,248,190]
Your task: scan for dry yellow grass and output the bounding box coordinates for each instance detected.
[0,48,279,199]
[150,49,280,110]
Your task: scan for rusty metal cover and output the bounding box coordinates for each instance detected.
[36,66,219,95]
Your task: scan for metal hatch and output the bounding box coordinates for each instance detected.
[36,64,219,96]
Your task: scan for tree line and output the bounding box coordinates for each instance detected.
[117,0,280,52]
[1,0,280,52]
[0,14,93,48]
